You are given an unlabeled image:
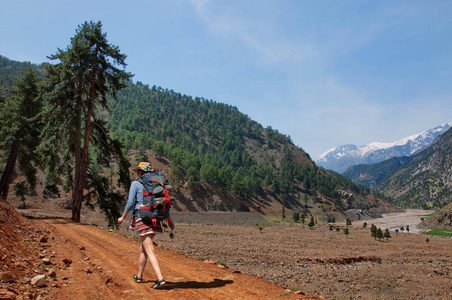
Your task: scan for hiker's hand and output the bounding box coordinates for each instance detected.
[118,216,124,225]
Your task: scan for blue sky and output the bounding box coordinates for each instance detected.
[1,0,452,158]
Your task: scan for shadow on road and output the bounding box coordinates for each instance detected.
[156,279,234,290]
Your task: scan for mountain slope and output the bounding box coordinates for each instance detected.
[419,202,452,229]
[316,123,452,173]
[0,55,44,95]
[343,156,413,188]
[105,83,395,217]
[375,127,452,209]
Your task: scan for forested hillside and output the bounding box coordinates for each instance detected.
[105,82,391,217]
[343,156,413,188]
[0,55,43,92]
[375,127,452,209]
[1,52,394,220]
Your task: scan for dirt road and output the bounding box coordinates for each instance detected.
[4,200,449,299]
[41,219,318,299]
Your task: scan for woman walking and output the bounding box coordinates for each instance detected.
[118,162,174,289]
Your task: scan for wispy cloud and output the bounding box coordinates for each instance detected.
[190,0,315,65]
[188,0,452,157]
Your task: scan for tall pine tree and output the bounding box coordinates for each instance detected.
[40,21,133,222]
[0,68,43,200]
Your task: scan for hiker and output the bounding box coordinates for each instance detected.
[118,162,175,289]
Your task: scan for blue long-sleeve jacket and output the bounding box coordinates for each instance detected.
[124,180,143,213]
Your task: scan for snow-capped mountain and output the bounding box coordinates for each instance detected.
[315,123,452,174]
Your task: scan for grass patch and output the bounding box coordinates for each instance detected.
[264,215,301,223]
[418,214,433,217]
[422,229,452,237]
[265,215,284,222]
[217,258,227,266]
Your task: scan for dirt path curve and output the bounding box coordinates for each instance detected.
[42,219,318,300]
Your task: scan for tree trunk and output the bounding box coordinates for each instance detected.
[71,61,97,222]
[71,118,92,222]
[71,133,83,222]
[0,127,24,201]
[71,103,95,222]
[71,90,85,222]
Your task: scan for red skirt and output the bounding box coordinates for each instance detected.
[130,216,162,236]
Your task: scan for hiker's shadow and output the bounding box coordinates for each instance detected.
[158,279,233,290]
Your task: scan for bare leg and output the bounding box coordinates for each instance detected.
[136,242,148,281]
[140,234,164,282]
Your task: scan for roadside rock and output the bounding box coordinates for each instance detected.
[48,268,56,278]
[31,274,46,287]
[204,260,216,264]
[1,271,15,283]
[0,289,16,300]
[22,277,31,284]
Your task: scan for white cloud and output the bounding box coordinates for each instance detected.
[189,0,316,65]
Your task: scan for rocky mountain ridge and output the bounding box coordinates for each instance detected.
[316,123,452,173]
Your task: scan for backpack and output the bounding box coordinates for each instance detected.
[138,172,173,225]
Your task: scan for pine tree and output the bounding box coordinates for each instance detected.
[343,227,350,238]
[384,228,391,241]
[0,68,43,200]
[371,224,377,240]
[376,228,384,241]
[40,21,133,222]
[300,213,306,228]
[327,215,336,223]
[293,211,299,222]
[14,181,29,209]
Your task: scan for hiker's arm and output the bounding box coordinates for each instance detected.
[118,181,138,225]
[118,210,129,225]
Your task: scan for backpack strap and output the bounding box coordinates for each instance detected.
[142,186,153,207]
[163,187,171,208]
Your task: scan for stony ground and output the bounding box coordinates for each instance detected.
[2,197,452,299]
[158,218,452,300]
